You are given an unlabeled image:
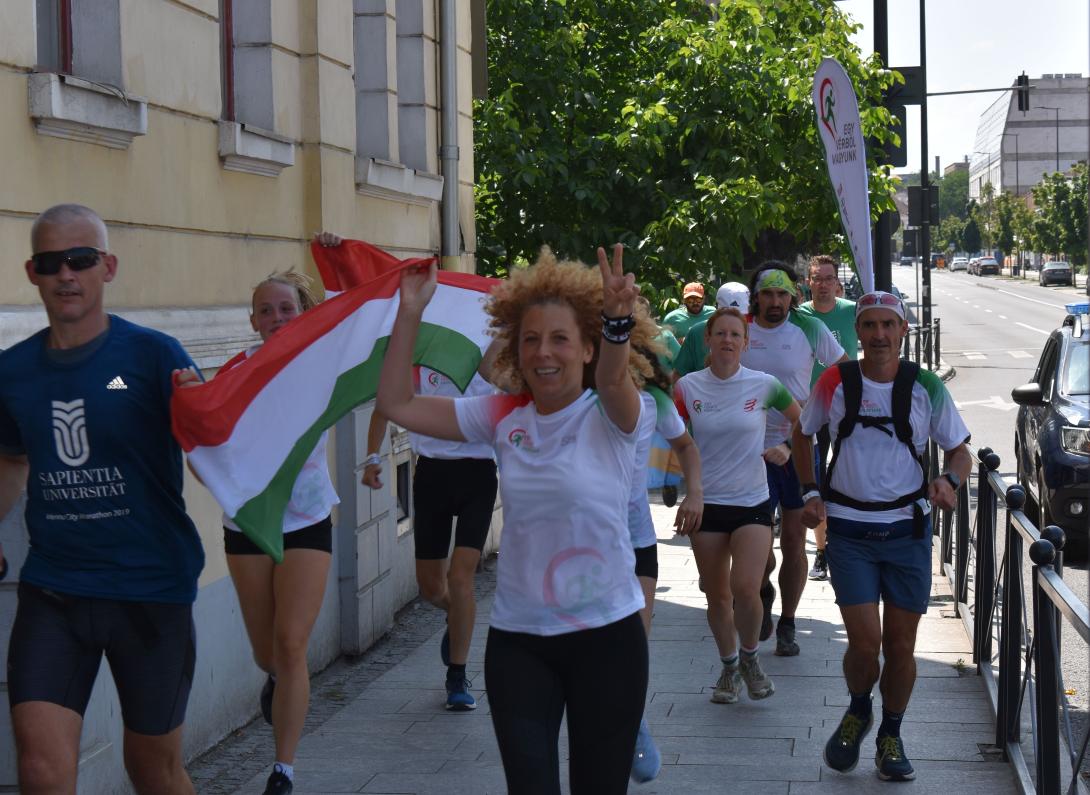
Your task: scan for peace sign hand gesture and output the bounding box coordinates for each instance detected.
[597,244,639,318]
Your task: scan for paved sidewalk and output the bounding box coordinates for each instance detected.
[193,499,1019,794]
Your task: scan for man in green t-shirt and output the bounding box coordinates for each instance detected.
[795,254,857,581]
[662,282,715,343]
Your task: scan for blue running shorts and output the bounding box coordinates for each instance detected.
[824,517,933,615]
[766,460,804,511]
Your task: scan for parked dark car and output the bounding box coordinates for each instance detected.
[844,276,904,303]
[973,256,999,276]
[1012,303,1090,558]
[1039,261,1073,287]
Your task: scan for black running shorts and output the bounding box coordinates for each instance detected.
[696,501,774,534]
[7,582,196,735]
[633,544,659,580]
[223,515,333,555]
[412,456,498,560]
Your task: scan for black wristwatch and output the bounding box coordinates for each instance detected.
[942,471,961,491]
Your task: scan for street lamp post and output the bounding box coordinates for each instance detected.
[1035,105,1061,173]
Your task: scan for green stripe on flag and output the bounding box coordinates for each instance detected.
[232,323,483,561]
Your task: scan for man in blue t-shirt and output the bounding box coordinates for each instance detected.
[0,204,203,794]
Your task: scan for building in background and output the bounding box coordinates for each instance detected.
[0,1,491,789]
[970,73,1089,200]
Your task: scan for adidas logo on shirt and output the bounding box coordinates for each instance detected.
[106,376,128,390]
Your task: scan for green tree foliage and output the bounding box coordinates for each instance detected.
[961,215,982,254]
[995,192,1017,258]
[1030,164,1088,266]
[934,214,965,252]
[937,167,969,221]
[474,0,899,291]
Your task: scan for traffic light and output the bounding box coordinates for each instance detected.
[1016,73,1029,112]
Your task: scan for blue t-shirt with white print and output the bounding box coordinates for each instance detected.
[0,315,204,603]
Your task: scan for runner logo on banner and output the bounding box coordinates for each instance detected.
[813,57,874,294]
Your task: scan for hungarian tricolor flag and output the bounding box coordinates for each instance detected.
[172,240,498,560]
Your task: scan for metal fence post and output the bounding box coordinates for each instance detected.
[1029,539,1061,794]
[973,484,993,663]
[995,460,1023,751]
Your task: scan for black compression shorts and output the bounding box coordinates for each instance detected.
[7,582,195,735]
[412,456,498,559]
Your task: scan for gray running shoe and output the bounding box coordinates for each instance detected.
[808,550,828,581]
[739,654,775,699]
[775,622,800,656]
[711,662,742,704]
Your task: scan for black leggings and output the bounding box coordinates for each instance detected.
[484,612,648,795]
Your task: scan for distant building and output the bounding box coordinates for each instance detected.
[943,160,968,177]
[969,74,1088,200]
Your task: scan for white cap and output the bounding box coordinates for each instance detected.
[716,282,749,310]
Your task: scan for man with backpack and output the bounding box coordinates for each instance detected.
[794,291,971,782]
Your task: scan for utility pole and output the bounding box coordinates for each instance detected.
[918,0,932,370]
[872,0,892,292]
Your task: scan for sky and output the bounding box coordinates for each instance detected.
[834,0,1088,175]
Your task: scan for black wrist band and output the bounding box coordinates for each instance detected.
[601,313,635,334]
[601,328,631,344]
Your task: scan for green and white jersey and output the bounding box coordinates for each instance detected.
[742,312,844,446]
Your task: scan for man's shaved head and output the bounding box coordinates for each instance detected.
[31,204,108,253]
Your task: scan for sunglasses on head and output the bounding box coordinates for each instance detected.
[31,247,105,275]
[858,291,901,308]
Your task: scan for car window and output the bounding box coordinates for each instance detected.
[1035,338,1059,399]
[1062,341,1088,395]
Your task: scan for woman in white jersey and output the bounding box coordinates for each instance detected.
[626,347,702,782]
[377,245,665,794]
[674,308,803,706]
[218,263,338,795]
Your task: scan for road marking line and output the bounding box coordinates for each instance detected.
[999,314,1008,320]
[985,309,993,313]
[973,305,981,309]
[1016,321,1050,336]
[994,288,1069,311]
[962,351,987,360]
[1008,350,1033,359]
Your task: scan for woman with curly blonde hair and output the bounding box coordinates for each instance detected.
[377,245,668,794]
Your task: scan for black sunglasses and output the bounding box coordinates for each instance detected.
[31,246,106,276]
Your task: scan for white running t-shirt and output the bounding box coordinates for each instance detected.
[455,389,645,636]
[800,366,970,522]
[628,390,687,549]
[675,366,793,506]
[742,312,844,446]
[409,368,494,460]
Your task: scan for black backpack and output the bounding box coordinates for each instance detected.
[822,360,929,538]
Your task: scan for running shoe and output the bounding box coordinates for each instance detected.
[875,734,916,781]
[823,708,874,773]
[260,675,275,725]
[710,662,742,704]
[808,550,828,581]
[439,622,451,667]
[630,718,662,783]
[262,769,293,795]
[739,654,775,699]
[759,583,776,641]
[774,622,800,656]
[663,484,678,507]
[445,673,477,711]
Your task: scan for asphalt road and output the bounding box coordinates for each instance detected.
[892,264,1089,773]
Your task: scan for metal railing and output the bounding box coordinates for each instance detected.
[936,446,1090,794]
[903,317,942,372]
